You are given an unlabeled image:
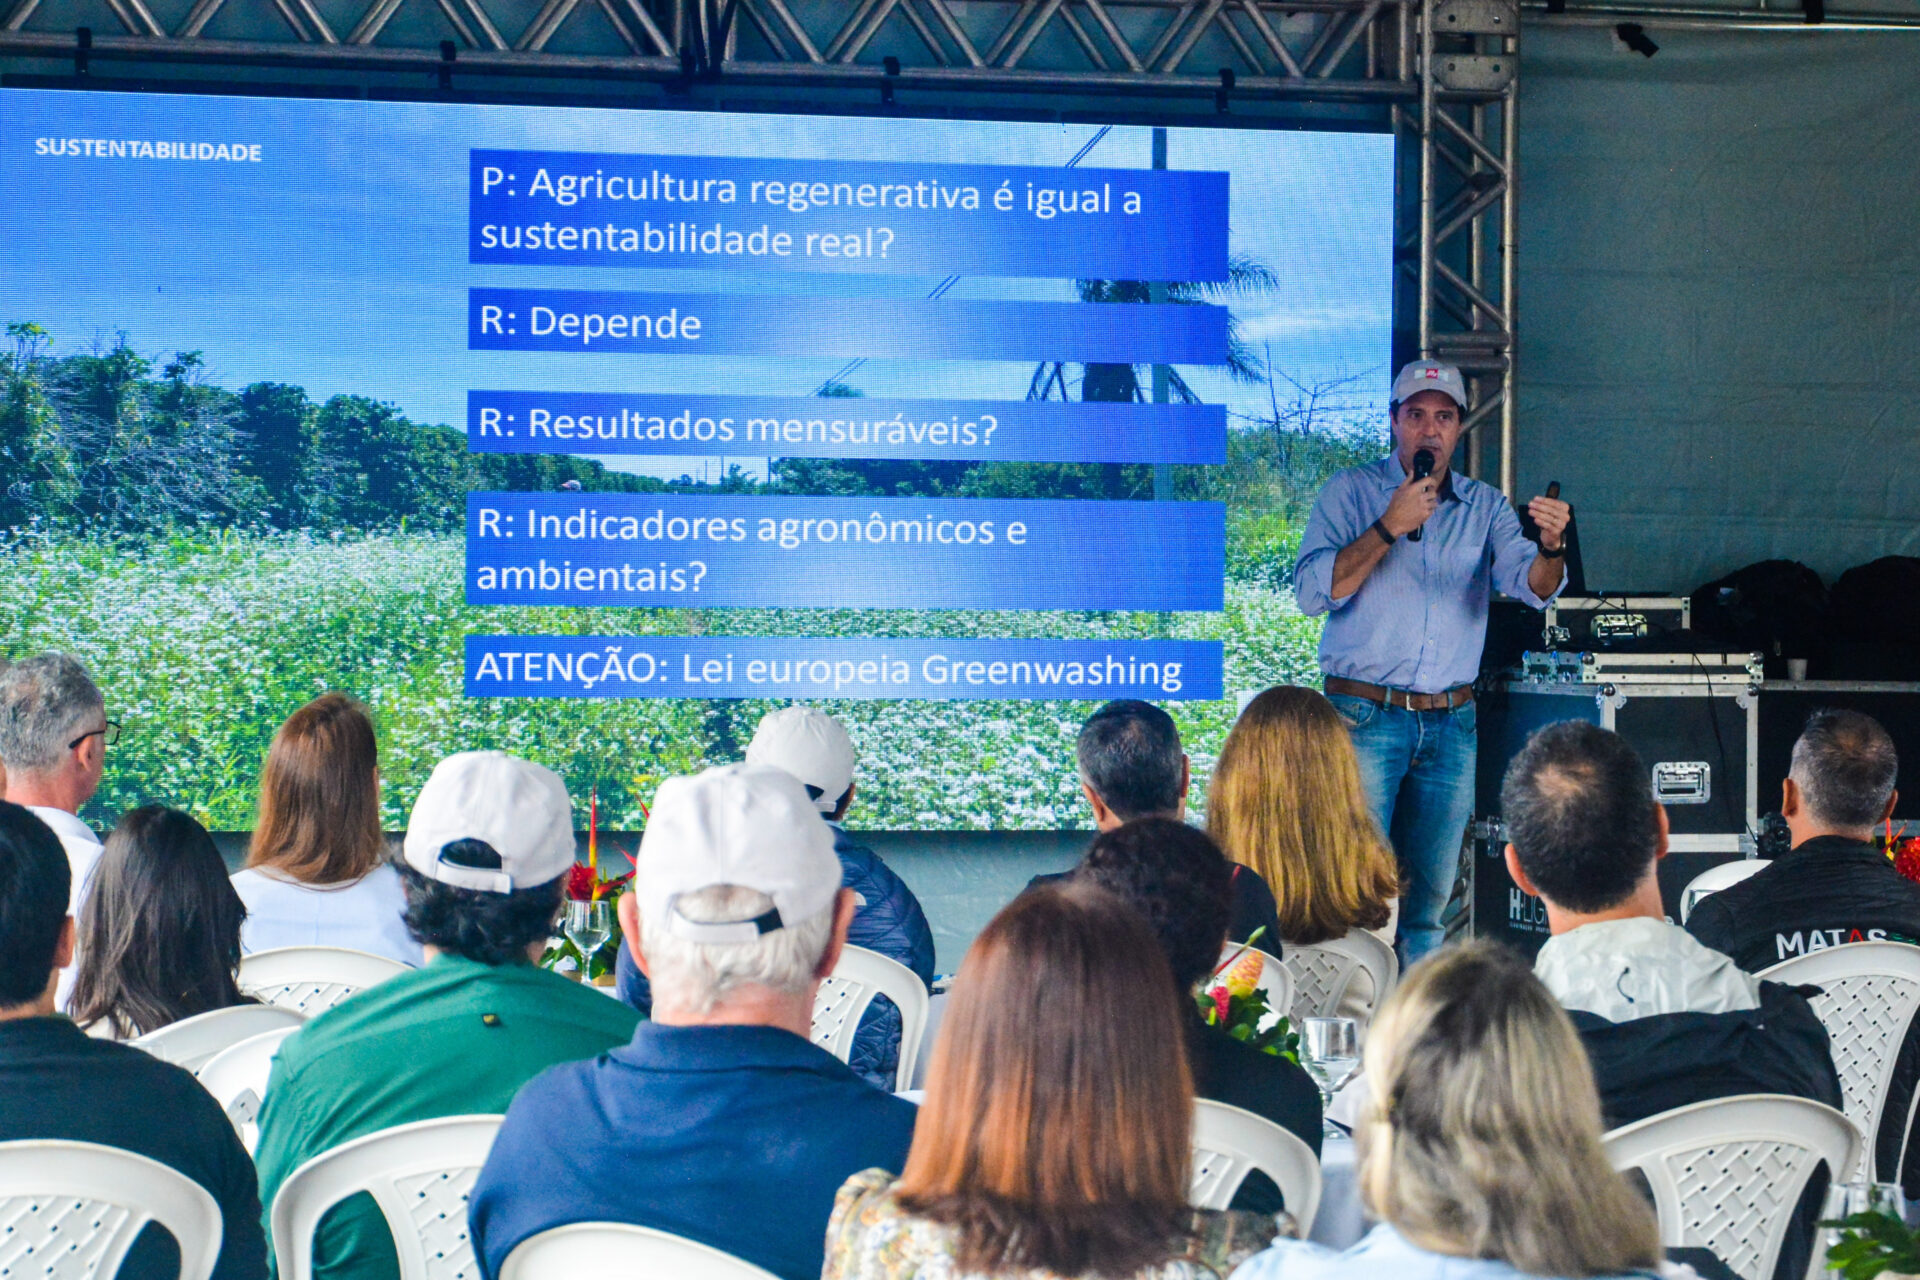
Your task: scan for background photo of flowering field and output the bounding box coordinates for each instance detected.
[0,322,1385,831]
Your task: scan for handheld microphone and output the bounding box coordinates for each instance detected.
[1408,449,1436,542]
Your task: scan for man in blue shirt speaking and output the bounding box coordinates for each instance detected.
[1294,360,1570,963]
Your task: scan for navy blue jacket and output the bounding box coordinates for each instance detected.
[1570,983,1843,1280]
[468,1022,918,1280]
[616,825,936,1089]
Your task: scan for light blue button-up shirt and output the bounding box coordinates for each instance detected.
[1294,454,1563,694]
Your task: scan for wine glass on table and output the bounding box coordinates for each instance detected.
[562,899,613,983]
[1301,1016,1362,1139]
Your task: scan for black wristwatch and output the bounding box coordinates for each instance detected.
[1372,518,1395,547]
[1538,541,1566,559]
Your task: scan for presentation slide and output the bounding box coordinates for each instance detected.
[0,90,1391,829]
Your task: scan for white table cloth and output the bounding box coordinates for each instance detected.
[1310,1134,1365,1248]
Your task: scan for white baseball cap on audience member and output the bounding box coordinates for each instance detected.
[1390,359,1468,411]
[638,763,842,943]
[402,750,576,894]
[746,706,857,813]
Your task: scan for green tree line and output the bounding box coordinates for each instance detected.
[0,323,663,537]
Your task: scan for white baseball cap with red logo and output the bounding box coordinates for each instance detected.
[1391,360,1467,411]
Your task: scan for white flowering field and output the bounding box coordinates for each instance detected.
[0,529,1324,831]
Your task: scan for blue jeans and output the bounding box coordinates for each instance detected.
[1327,693,1478,966]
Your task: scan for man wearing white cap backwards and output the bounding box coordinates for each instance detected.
[613,706,934,1089]
[470,764,919,1280]
[1294,360,1571,965]
[253,751,638,1280]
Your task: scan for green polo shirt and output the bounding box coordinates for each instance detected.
[254,952,640,1280]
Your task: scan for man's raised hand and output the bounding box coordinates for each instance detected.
[1526,495,1572,552]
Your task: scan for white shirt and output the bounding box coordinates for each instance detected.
[230,862,423,967]
[1533,916,1761,1023]
[1232,1222,1697,1280]
[28,805,103,1011]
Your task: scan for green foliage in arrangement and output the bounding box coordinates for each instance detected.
[1823,1211,1920,1280]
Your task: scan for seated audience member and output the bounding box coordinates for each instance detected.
[0,653,110,1005]
[1076,818,1322,1216]
[471,764,918,1280]
[1232,941,1666,1280]
[232,693,421,965]
[70,805,252,1039]
[823,881,1278,1280]
[1688,708,1920,1192]
[254,751,637,1280]
[1208,686,1398,1013]
[1503,721,1841,1125]
[1504,721,1839,1280]
[0,801,267,1280]
[615,706,934,1089]
[1034,699,1282,947]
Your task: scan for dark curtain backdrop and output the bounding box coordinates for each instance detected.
[1516,24,1920,590]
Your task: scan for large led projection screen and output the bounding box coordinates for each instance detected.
[0,91,1392,830]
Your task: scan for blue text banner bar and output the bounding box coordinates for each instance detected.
[466,636,1222,700]
[465,391,1226,465]
[469,149,1228,281]
[465,493,1225,611]
[467,288,1228,364]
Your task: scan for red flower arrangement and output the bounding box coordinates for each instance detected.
[1194,928,1299,1061]
[1888,819,1920,885]
[566,788,635,901]
[543,788,634,980]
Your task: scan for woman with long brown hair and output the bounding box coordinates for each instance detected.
[230,692,420,964]
[824,881,1278,1280]
[71,805,252,1038]
[1208,686,1399,952]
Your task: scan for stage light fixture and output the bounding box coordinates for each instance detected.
[1615,22,1659,56]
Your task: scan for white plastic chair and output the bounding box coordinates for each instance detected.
[810,944,930,1090]
[128,1003,307,1073]
[239,946,410,1015]
[198,1024,301,1154]
[501,1222,781,1279]
[1211,942,1293,1033]
[1281,932,1398,1027]
[1680,859,1773,924]
[1189,1099,1323,1232]
[1760,940,1920,1180]
[270,1114,504,1280]
[1603,1094,1859,1280]
[0,1139,223,1280]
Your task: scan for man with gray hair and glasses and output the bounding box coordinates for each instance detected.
[1688,707,1920,1194]
[468,763,918,1280]
[0,654,112,928]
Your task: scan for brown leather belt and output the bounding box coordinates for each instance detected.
[1325,676,1473,712]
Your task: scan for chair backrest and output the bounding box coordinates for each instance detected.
[1680,859,1773,924]
[1759,940,1920,1179]
[1212,943,1293,1033]
[128,1002,307,1074]
[500,1222,782,1279]
[270,1114,504,1280]
[239,946,411,1015]
[0,1139,223,1280]
[810,944,930,1091]
[1281,932,1398,1027]
[1603,1094,1859,1280]
[1189,1098,1323,1232]
[198,1025,301,1154]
